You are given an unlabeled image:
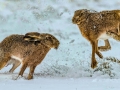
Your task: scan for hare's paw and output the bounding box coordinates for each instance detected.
[98,46,111,51]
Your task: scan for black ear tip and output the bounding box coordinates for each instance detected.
[23,35,25,38]
[23,35,26,38]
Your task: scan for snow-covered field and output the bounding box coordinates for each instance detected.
[1,0,120,90]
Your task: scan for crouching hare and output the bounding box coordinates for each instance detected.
[0,32,60,80]
[5,32,44,73]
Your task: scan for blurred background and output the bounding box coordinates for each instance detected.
[0,0,120,39]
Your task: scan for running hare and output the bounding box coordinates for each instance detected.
[5,32,42,73]
[0,32,60,79]
[72,9,120,68]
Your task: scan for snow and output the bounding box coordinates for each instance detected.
[0,0,120,90]
[1,77,120,90]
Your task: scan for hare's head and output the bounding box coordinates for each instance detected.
[40,33,60,49]
[72,9,89,24]
[24,32,60,49]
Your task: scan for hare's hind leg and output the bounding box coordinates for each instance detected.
[106,31,120,41]
[9,60,21,73]
[27,66,36,80]
[98,39,111,51]
[96,40,103,58]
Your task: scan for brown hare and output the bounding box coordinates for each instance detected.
[5,32,42,73]
[72,9,120,68]
[0,32,60,80]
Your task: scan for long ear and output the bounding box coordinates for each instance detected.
[25,32,40,38]
[23,32,41,41]
[75,9,88,14]
[80,9,88,13]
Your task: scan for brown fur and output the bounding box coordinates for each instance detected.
[4,32,42,73]
[24,32,41,41]
[72,9,120,68]
[106,31,120,41]
[0,33,60,80]
[6,58,21,73]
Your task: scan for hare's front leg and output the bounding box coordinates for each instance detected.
[27,66,37,80]
[106,31,120,41]
[9,60,21,73]
[18,64,27,77]
[90,41,98,69]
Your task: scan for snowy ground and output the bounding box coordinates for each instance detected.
[1,0,120,90]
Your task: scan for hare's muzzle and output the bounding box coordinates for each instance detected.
[72,17,76,24]
[55,46,59,49]
[55,41,60,49]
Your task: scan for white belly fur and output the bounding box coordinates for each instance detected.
[98,33,111,40]
[11,55,23,63]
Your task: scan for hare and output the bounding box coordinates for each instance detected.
[72,9,120,68]
[5,32,42,73]
[0,32,60,80]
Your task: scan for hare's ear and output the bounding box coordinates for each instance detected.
[25,32,40,38]
[75,9,88,14]
[23,35,35,41]
[23,32,41,42]
[74,9,88,18]
[80,9,88,13]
